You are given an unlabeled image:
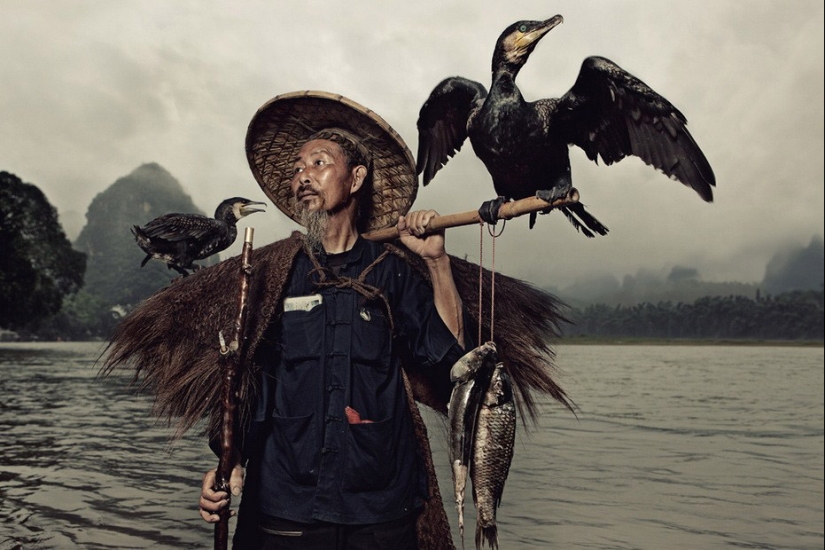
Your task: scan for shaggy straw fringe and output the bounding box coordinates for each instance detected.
[100,234,305,441]
[386,245,575,424]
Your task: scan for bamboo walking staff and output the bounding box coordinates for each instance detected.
[214,226,255,550]
[363,188,583,242]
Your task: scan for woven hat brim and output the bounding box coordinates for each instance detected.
[246,91,418,232]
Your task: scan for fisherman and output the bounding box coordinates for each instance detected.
[197,91,469,549]
[102,91,571,550]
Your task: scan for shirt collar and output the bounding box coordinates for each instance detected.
[318,235,367,266]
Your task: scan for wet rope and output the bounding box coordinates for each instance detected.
[477,222,504,344]
[489,224,498,343]
[478,222,484,346]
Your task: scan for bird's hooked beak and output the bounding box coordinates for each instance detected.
[515,15,564,52]
[238,200,267,217]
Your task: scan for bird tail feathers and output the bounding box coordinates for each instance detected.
[558,204,609,237]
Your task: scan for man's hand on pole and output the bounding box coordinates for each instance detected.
[199,463,244,523]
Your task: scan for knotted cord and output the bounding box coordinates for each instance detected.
[305,245,395,333]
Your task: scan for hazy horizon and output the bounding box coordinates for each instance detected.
[2,0,823,289]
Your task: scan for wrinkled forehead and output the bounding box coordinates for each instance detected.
[306,127,372,167]
[293,139,344,164]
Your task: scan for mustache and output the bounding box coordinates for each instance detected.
[291,185,321,214]
[295,183,320,200]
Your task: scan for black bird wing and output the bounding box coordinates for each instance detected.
[139,213,222,243]
[545,56,715,201]
[416,77,488,186]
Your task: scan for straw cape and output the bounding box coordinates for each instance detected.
[101,91,573,549]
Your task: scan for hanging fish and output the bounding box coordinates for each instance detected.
[471,362,517,550]
[448,342,498,545]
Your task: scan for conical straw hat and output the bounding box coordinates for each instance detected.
[246,90,418,231]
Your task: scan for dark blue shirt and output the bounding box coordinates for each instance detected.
[250,237,465,525]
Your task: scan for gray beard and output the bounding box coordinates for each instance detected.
[298,207,329,253]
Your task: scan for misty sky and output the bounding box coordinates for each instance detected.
[2,0,823,289]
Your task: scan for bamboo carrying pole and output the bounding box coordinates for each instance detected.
[362,189,582,242]
[214,227,255,550]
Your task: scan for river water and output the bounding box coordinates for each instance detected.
[0,342,822,549]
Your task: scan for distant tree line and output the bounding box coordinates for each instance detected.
[3,167,824,343]
[565,289,824,341]
[1,172,86,334]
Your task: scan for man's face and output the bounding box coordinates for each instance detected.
[290,138,358,215]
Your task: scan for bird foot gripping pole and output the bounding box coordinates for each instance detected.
[214,227,254,550]
[362,188,581,242]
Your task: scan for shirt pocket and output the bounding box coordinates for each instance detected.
[342,416,397,492]
[279,304,325,364]
[268,412,319,486]
[351,304,390,368]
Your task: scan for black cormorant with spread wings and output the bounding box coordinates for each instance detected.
[132,197,265,276]
[416,15,715,235]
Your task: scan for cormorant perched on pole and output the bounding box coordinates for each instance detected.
[132,197,265,276]
[416,14,715,235]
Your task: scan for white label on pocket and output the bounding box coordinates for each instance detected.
[283,294,323,312]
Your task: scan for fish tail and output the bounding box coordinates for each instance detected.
[475,523,498,549]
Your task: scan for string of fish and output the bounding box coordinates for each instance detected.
[447,221,517,550]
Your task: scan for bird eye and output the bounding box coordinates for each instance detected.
[519,24,527,32]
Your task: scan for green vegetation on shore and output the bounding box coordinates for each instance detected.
[563,289,824,343]
[561,335,823,347]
